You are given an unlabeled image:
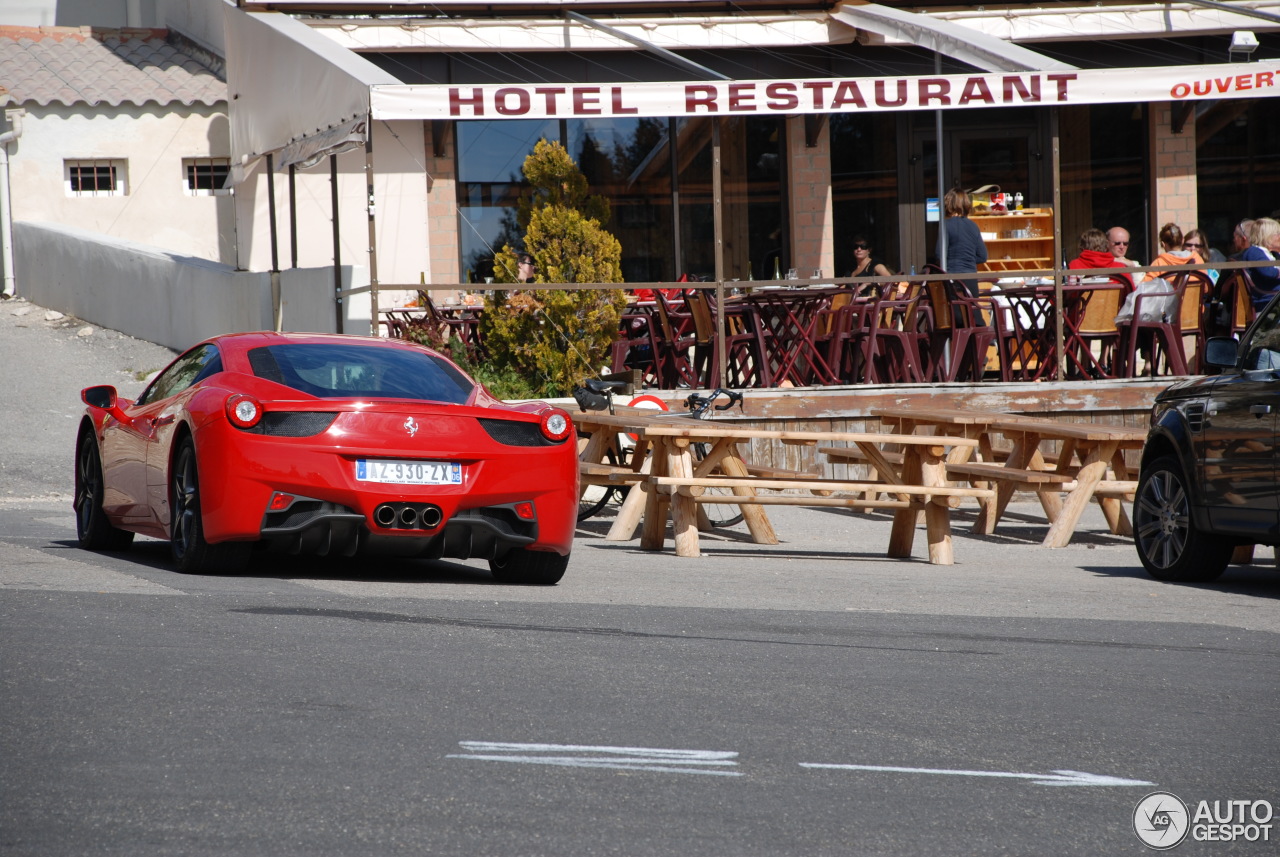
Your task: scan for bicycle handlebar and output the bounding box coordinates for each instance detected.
[683,388,745,418]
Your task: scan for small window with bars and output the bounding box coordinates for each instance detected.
[184,158,232,196]
[65,160,126,197]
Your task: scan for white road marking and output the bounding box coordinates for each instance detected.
[449,742,741,776]
[0,542,183,595]
[800,762,1154,787]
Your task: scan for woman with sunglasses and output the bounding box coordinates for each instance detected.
[1182,228,1222,288]
[847,236,892,296]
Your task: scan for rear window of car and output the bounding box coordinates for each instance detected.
[247,343,473,404]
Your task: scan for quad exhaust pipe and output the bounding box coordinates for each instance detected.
[374,502,443,530]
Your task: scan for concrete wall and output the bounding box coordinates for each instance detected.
[14,221,370,352]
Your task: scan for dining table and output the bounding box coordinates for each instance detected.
[726,286,850,386]
[873,407,1144,547]
[987,277,1123,381]
[573,406,993,564]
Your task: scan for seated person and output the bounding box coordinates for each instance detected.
[1242,218,1280,310]
[1068,228,1134,292]
[1146,223,1211,290]
[847,236,893,297]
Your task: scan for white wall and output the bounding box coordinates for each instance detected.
[156,0,228,54]
[9,104,237,265]
[15,221,370,351]
[0,0,158,26]
[234,120,429,310]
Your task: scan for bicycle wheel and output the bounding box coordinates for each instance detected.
[691,442,745,528]
[578,445,630,521]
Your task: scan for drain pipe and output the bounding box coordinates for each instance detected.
[0,109,25,297]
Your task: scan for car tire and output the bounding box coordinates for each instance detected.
[1133,455,1233,582]
[170,439,251,574]
[74,431,135,552]
[489,548,569,585]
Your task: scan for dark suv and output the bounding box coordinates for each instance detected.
[1134,293,1280,582]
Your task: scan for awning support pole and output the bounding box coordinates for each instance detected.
[1051,108,1065,380]
[330,154,343,334]
[365,122,381,337]
[712,118,726,389]
[288,164,298,269]
[266,153,282,332]
[669,118,682,277]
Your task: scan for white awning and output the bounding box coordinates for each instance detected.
[830,4,1077,73]
[370,62,1280,121]
[224,7,400,174]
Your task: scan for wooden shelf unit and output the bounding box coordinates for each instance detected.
[972,207,1054,273]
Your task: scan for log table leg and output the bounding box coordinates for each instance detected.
[666,438,701,557]
[717,443,778,546]
[1043,440,1118,548]
[919,445,955,565]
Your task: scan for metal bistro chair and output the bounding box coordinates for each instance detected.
[650,287,700,388]
[1117,272,1191,377]
[924,278,996,382]
[683,287,772,388]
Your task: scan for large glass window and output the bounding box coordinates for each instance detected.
[1059,104,1149,263]
[1197,101,1280,257]
[457,119,558,282]
[830,114,900,276]
[454,115,786,285]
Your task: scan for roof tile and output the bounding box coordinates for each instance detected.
[0,25,225,108]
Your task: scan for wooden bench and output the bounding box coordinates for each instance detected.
[579,460,648,485]
[651,475,994,512]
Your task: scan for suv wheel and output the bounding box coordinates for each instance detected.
[1134,456,1233,582]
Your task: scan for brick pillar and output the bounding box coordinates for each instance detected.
[425,122,460,287]
[786,117,835,278]
[1149,102,1198,236]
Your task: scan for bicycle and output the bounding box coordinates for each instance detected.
[681,388,746,529]
[573,378,632,521]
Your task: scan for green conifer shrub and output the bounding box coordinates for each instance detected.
[480,139,627,398]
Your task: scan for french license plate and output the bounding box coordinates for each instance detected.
[355,459,462,485]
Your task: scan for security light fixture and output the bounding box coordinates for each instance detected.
[1230,30,1259,62]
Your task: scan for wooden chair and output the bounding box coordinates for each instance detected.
[1233,268,1258,337]
[812,290,855,383]
[683,288,771,388]
[1066,287,1122,379]
[611,308,661,386]
[650,289,699,388]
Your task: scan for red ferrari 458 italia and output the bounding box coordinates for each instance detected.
[74,332,578,584]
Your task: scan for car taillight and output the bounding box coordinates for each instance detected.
[226,394,263,429]
[539,408,572,443]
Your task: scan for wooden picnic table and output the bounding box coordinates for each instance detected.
[573,407,992,565]
[869,407,1145,547]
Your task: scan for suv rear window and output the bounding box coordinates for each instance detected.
[248,344,473,404]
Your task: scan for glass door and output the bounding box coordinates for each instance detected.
[901,112,1043,272]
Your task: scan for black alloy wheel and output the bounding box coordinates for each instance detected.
[489,548,569,585]
[170,439,250,574]
[1133,455,1233,582]
[74,431,135,551]
[578,445,630,521]
[691,442,745,528]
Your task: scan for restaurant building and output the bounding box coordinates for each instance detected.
[222,2,1280,305]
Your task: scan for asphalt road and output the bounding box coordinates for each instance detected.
[2,297,1278,856]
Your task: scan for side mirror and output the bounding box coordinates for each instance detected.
[1203,336,1239,370]
[82,385,118,409]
